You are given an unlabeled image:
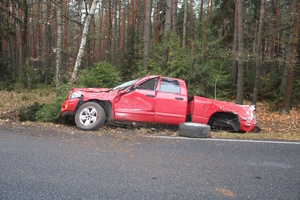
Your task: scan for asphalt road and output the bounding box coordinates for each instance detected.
[0,123,299,200]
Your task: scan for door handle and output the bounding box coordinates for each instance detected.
[146,94,155,97]
[175,97,184,100]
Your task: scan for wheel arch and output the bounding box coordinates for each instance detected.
[207,112,241,131]
[76,100,113,121]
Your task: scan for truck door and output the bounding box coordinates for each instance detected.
[155,78,187,125]
[114,77,159,123]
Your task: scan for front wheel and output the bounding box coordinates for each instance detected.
[75,102,106,131]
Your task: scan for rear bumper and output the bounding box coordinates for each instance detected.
[239,115,257,132]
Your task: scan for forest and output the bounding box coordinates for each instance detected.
[0,0,299,121]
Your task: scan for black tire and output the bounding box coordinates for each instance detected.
[179,122,211,138]
[75,102,106,131]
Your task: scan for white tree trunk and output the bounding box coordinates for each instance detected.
[71,0,99,84]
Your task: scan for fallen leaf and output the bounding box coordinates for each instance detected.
[216,188,235,197]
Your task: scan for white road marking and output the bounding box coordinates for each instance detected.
[148,135,300,145]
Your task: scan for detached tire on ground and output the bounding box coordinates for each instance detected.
[179,122,211,138]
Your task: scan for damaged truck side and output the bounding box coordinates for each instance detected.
[61,75,256,132]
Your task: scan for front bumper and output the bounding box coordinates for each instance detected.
[61,99,80,117]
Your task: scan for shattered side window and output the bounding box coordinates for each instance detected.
[136,78,158,91]
[160,78,181,94]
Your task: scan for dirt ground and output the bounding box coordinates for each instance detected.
[0,89,299,141]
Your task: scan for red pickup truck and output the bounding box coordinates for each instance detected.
[61,75,256,132]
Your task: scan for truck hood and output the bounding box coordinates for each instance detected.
[71,87,119,102]
[72,88,112,93]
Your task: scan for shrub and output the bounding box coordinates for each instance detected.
[36,84,71,123]
[78,61,122,88]
[19,102,43,122]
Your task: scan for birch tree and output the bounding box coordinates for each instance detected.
[71,0,99,84]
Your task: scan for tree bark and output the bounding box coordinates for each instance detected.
[56,0,63,93]
[113,0,117,65]
[172,0,177,34]
[164,0,172,34]
[143,0,151,69]
[281,0,299,114]
[252,0,266,107]
[198,0,204,39]
[44,0,52,84]
[63,0,68,72]
[232,0,238,82]
[20,0,31,89]
[162,0,172,74]
[107,0,112,62]
[236,0,244,105]
[182,0,188,47]
[71,0,99,84]
[99,1,104,60]
[189,0,193,49]
[118,0,122,57]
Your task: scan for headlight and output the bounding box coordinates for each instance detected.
[70,91,82,99]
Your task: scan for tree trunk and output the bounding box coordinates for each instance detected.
[236,0,244,105]
[275,0,280,57]
[113,0,117,65]
[198,0,204,39]
[21,0,31,89]
[44,0,52,84]
[189,0,193,49]
[182,0,188,47]
[164,0,172,34]
[162,0,172,74]
[143,0,151,69]
[64,0,69,72]
[9,1,17,80]
[252,0,266,107]
[56,0,63,93]
[18,8,23,76]
[172,0,177,34]
[77,0,81,49]
[71,0,99,84]
[99,1,104,60]
[281,0,299,114]
[107,0,112,62]
[204,0,210,52]
[232,0,238,82]
[118,0,122,57]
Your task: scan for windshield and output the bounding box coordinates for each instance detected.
[113,79,137,91]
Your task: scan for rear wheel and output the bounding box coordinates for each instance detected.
[75,102,106,131]
[179,122,211,138]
